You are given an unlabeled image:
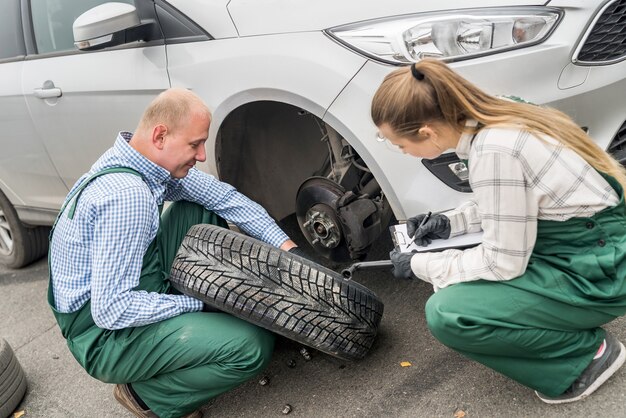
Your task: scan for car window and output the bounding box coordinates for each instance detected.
[0,0,25,59]
[30,0,135,55]
[155,1,210,43]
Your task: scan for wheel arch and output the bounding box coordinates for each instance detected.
[0,179,24,209]
[207,89,402,223]
[208,90,333,221]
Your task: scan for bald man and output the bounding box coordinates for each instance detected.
[48,89,303,418]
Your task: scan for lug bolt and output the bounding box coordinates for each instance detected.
[282,404,293,415]
[259,376,270,386]
[299,347,311,361]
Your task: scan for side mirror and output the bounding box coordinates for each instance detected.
[73,2,150,51]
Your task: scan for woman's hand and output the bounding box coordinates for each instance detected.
[389,249,416,279]
[406,213,451,246]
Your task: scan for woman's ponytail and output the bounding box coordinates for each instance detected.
[371,59,626,190]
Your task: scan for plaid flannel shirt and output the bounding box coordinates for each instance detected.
[410,121,619,290]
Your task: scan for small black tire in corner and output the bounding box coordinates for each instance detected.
[0,339,27,418]
[170,224,384,361]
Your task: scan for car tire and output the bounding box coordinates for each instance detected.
[0,190,50,269]
[0,339,27,418]
[170,224,385,361]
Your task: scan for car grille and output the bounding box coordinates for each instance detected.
[576,0,626,64]
[608,119,626,165]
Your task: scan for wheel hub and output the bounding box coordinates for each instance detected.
[302,206,341,249]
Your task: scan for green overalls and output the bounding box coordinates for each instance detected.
[48,168,274,418]
[425,172,626,396]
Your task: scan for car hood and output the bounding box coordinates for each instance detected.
[227,0,547,37]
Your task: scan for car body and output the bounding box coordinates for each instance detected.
[1,0,625,267]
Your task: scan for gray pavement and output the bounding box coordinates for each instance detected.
[2,227,626,418]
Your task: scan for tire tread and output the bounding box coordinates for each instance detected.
[170,225,384,360]
[0,339,27,418]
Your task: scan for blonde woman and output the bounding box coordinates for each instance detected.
[372,59,626,404]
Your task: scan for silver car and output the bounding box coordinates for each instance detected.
[1,0,625,268]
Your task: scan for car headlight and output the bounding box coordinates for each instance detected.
[325,7,562,64]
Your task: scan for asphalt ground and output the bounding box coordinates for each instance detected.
[2,219,626,418]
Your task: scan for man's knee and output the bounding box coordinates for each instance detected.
[164,201,227,228]
[226,325,275,378]
[182,313,274,378]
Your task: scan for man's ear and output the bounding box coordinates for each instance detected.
[152,124,168,150]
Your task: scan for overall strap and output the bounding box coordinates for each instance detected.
[54,167,143,229]
[48,167,143,320]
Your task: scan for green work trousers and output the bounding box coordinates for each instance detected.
[49,201,274,418]
[425,174,626,396]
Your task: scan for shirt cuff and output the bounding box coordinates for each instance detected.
[409,252,433,284]
[443,209,467,237]
[260,224,290,248]
[181,295,204,312]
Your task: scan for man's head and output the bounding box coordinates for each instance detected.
[131,88,211,178]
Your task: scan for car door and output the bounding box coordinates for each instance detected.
[22,0,170,191]
[0,0,68,214]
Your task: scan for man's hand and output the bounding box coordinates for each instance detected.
[288,246,315,262]
[281,239,316,262]
[389,249,416,279]
[406,213,451,246]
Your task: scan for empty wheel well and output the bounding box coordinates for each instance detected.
[216,101,328,221]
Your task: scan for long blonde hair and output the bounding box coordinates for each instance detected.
[371,59,626,190]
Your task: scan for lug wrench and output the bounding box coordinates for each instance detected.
[341,260,393,279]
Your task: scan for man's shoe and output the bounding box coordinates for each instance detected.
[114,384,203,418]
[536,331,626,404]
[113,384,158,418]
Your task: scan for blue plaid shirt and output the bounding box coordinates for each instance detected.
[50,132,289,330]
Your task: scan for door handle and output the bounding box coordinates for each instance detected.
[34,88,62,99]
[34,80,62,99]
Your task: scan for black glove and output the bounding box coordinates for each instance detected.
[288,246,315,262]
[389,249,416,279]
[406,213,451,247]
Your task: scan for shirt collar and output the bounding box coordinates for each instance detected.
[455,119,479,160]
[115,132,171,185]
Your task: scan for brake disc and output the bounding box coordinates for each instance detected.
[295,177,351,261]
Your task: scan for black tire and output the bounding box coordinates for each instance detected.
[0,339,27,418]
[0,189,50,269]
[170,224,384,360]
